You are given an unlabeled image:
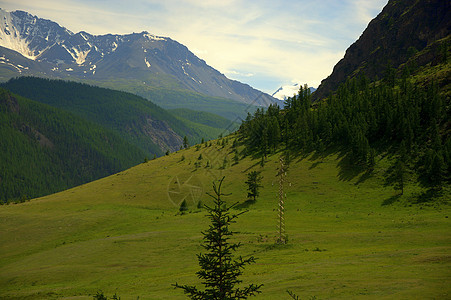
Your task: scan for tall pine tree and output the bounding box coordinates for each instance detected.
[174,177,262,299]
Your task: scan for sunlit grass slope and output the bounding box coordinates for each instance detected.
[0,135,450,299]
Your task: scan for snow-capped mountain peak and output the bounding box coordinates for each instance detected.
[272,83,317,101]
[272,83,301,101]
[0,9,73,60]
[0,8,277,106]
[143,32,166,42]
[0,9,36,59]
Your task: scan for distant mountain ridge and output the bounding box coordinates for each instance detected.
[0,8,276,107]
[313,0,450,101]
[1,77,228,155]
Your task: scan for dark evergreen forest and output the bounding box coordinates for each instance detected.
[239,74,450,190]
[0,89,146,203]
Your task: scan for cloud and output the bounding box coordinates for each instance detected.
[1,0,388,93]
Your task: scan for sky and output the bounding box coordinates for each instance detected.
[0,0,388,94]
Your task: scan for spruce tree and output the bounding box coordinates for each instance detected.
[179,199,188,214]
[245,171,263,202]
[427,150,445,189]
[174,177,262,299]
[393,159,406,195]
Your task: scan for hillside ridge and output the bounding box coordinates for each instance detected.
[0,88,147,202]
[313,0,450,100]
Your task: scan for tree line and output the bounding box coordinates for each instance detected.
[239,73,450,190]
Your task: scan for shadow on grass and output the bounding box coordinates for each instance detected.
[383,189,444,206]
[411,188,444,204]
[309,146,336,162]
[309,150,324,162]
[382,194,401,206]
[294,151,310,163]
[254,243,294,254]
[355,169,373,185]
[234,199,256,210]
[309,161,322,170]
[337,153,366,182]
[286,146,369,183]
[242,160,262,173]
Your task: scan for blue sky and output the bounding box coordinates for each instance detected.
[1,0,388,94]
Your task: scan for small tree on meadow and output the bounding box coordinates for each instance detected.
[179,199,188,214]
[245,171,263,202]
[233,151,240,165]
[393,158,406,195]
[174,177,262,299]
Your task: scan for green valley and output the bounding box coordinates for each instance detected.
[0,77,241,203]
[0,136,449,299]
[0,0,449,299]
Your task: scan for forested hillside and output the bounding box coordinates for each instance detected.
[0,89,146,203]
[1,77,227,155]
[239,71,450,193]
[237,0,450,194]
[169,108,238,132]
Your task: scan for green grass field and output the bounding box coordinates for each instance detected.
[0,136,449,299]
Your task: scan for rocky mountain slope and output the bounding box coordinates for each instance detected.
[0,8,276,107]
[313,0,450,101]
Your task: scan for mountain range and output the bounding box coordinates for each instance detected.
[0,8,276,111]
[0,7,273,203]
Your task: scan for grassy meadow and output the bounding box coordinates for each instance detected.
[0,136,450,299]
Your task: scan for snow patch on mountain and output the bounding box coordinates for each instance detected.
[181,65,189,76]
[76,49,90,65]
[62,44,90,64]
[0,9,36,59]
[80,32,88,41]
[143,32,166,41]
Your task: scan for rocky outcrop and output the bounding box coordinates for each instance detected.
[0,92,19,113]
[141,116,184,153]
[312,0,451,101]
